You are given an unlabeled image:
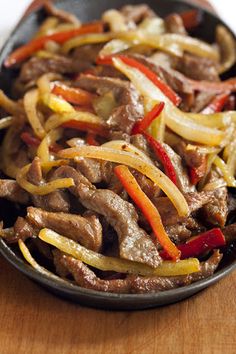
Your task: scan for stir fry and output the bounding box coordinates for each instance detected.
[0,2,236,294]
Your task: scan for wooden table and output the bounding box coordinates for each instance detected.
[1,1,236,353]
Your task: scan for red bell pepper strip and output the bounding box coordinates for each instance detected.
[179,9,202,30]
[201,92,230,114]
[160,228,226,260]
[189,156,207,185]
[5,22,104,67]
[52,83,95,106]
[114,165,180,261]
[131,102,165,135]
[62,120,109,137]
[21,132,61,152]
[86,133,99,146]
[97,55,181,106]
[143,132,178,185]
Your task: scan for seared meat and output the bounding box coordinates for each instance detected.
[154,191,215,226]
[0,179,30,204]
[54,249,222,293]
[201,187,228,227]
[190,91,215,112]
[176,53,220,82]
[162,143,195,193]
[52,166,161,267]
[165,13,187,35]
[72,44,104,72]
[130,134,151,156]
[174,141,206,168]
[27,157,42,185]
[223,223,236,243]
[76,158,112,184]
[166,218,204,243]
[14,217,35,241]
[120,4,156,24]
[75,74,144,133]
[27,207,103,252]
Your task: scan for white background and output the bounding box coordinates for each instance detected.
[0,0,235,49]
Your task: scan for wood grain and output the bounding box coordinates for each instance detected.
[0,1,236,354]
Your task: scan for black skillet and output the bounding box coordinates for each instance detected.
[0,0,235,310]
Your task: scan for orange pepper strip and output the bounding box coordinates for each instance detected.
[62,120,109,137]
[5,22,104,67]
[52,83,95,106]
[114,165,181,261]
[179,9,202,30]
[132,102,165,134]
[97,55,181,106]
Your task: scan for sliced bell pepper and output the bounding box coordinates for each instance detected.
[160,228,226,260]
[97,55,181,106]
[143,132,178,185]
[179,9,202,30]
[131,102,165,135]
[114,165,180,261]
[21,131,61,153]
[189,155,207,185]
[5,22,104,67]
[62,120,109,137]
[52,83,95,106]
[86,133,99,146]
[201,93,230,114]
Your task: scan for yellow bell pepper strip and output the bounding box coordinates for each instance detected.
[5,22,104,67]
[143,132,177,185]
[51,83,95,106]
[39,228,200,276]
[97,55,181,106]
[160,228,226,260]
[114,165,180,261]
[58,146,190,217]
[201,92,230,114]
[16,162,74,195]
[131,102,165,134]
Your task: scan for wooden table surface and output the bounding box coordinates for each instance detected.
[1,1,236,354]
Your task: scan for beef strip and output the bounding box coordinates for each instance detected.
[174,141,206,168]
[162,143,195,193]
[27,207,103,252]
[14,217,35,242]
[72,44,104,72]
[0,179,30,204]
[176,53,220,82]
[120,4,156,24]
[165,218,205,243]
[76,158,112,184]
[54,249,222,294]
[222,223,236,243]
[154,191,215,226]
[190,91,215,112]
[201,187,228,227]
[75,74,144,134]
[27,157,71,213]
[130,134,151,156]
[52,166,161,267]
[165,13,187,35]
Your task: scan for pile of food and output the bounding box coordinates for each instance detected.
[0,2,236,294]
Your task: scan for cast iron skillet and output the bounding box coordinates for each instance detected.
[0,0,235,310]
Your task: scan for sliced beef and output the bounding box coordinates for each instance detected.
[176,53,220,82]
[132,171,161,201]
[0,179,30,204]
[201,187,228,227]
[154,191,215,226]
[165,218,204,243]
[72,44,104,72]
[27,207,103,252]
[174,141,206,168]
[120,4,156,24]
[27,157,42,185]
[223,223,236,243]
[165,13,187,35]
[130,134,151,156]
[53,249,222,293]
[14,217,35,241]
[190,91,215,112]
[52,166,161,267]
[162,143,195,193]
[76,158,112,184]
[75,74,144,134]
